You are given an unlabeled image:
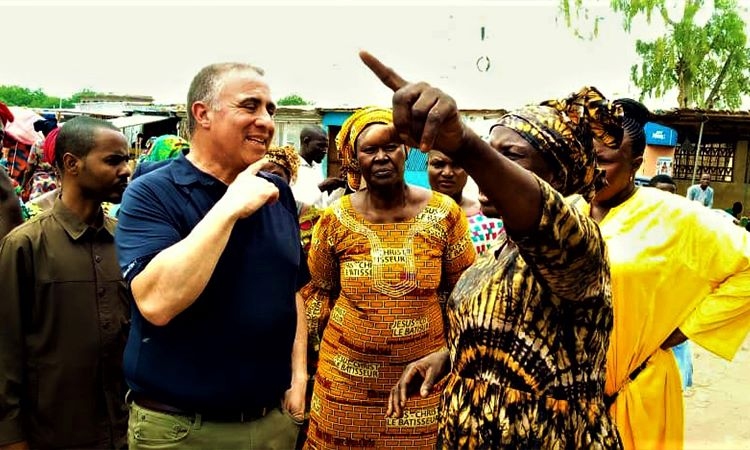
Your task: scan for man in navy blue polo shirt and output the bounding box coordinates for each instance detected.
[115,62,309,449]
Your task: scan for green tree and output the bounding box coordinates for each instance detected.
[0,85,54,108]
[0,85,100,108]
[65,88,99,107]
[560,0,750,109]
[277,94,310,106]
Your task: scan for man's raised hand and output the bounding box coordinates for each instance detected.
[220,159,280,220]
[359,50,468,155]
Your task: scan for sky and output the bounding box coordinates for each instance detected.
[1,0,747,111]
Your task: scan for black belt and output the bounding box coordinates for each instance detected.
[131,393,274,423]
[603,359,649,408]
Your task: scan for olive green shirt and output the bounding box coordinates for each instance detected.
[0,198,129,449]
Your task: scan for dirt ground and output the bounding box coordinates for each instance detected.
[684,334,750,450]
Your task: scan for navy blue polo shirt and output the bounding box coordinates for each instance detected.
[115,155,309,413]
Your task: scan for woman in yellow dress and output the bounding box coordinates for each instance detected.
[585,98,750,449]
[300,107,476,449]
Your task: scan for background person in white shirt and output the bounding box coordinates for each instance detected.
[686,173,714,208]
[293,126,346,207]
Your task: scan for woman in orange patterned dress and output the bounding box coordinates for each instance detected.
[300,107,476,449]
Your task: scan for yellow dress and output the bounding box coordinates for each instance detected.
[301,192,476,449]
[579,187,750,449]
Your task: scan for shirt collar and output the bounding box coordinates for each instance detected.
[171,154,223,187]
[52,198,115,240]
[300,158,317,169]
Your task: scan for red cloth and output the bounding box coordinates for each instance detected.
[43,127,60,165]
[0,102,14,126]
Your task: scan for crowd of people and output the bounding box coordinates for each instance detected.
[0,51,749,450]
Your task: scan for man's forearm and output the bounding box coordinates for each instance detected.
[291,293,308,384]
[131,200,238,326]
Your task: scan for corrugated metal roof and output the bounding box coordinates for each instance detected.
[651,108,750,139]
[315,106,507,115]
[108,115,173,129]
[652,108,750,120]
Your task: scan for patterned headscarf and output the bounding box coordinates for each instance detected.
[492,86,623,201]
[145,135,189,162]
[336,107,393,191]
[264,145,300,184]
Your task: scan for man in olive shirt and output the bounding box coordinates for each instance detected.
[0,117,132,449]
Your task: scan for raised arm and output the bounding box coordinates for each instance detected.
[359,51,543,236]
[512,177,609,302]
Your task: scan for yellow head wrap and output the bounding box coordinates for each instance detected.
[264,145,300,184]
[336,107,393,191]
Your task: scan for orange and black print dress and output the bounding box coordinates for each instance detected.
[300,192,475,449]
[439,179,621,449]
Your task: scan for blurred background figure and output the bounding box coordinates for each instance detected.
[131,134,189,180]
[648,174,676,194]
[259,144,320,254]
[686,173,714,208]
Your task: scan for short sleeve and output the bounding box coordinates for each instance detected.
[115,179,182,286]
[442,203,476,290]
[511,176,609,304]
[299,209,340,353]
[262,173,311,291]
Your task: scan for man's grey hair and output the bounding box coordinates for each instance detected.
[186,62,265,135]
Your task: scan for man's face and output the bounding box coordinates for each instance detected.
[207,70,276,171]
[306,134,328,163]
[76,129,131,203]
[700,174,711,188]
